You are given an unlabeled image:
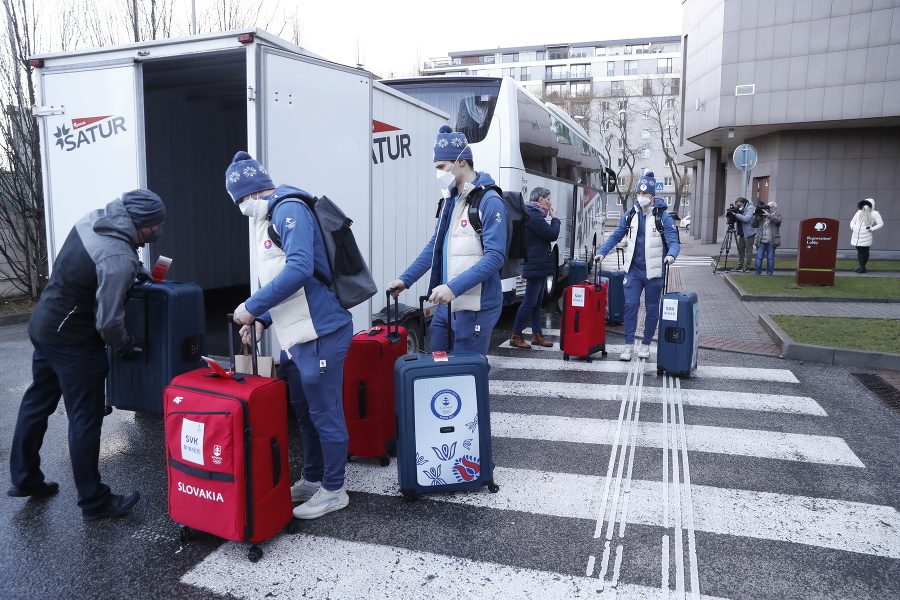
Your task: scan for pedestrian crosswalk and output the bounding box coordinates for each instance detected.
[670,256,713,268]
[180,333,898,600]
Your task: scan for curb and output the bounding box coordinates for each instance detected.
[0,312,31,327]
[758,314,900,370]
[723,275,899,303]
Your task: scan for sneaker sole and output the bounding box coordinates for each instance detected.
[292,497,349,520]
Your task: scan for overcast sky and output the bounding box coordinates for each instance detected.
[293,1,684,77]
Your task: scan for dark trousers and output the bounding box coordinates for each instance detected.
[855,246,870,269]
[9,339,111,510]
[736,234,755,269]
[513,277,547,335]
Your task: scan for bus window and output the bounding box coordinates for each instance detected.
[381,79,501,144]
[516,89,555,174]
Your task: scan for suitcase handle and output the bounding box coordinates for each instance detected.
[385,290,402,345]
[419,295,453,352]
[227,313,259,376]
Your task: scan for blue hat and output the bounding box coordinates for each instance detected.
[636,171,656,196]
[433,125,473,162]
[225,151,275,202]
[121,188,166,227]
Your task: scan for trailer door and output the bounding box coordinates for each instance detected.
[253,47,373,330]
[35,60,145,268]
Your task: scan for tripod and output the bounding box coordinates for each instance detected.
[714,220,740,273]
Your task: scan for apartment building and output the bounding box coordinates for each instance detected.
[421,36,684,217]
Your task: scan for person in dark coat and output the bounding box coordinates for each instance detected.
[510,187,560,349]
[8,189,165,521]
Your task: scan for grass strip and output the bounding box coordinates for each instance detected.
[733,274,899,298]
[770,315,900,353]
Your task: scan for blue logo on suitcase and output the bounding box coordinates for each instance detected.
[431,389,462,420]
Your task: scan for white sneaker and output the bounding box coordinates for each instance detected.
[292,486,349,520]
[290,478,321,503]
[619,345,633,361]
[638,344,651,359]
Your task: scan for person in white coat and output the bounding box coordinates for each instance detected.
[849,198,884,273]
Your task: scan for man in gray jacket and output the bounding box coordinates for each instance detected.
[8,189,165,521]
[732,197,757,272]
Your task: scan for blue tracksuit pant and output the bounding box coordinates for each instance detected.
[429,302,502,357]
[623,266,664,345]
[280,322,353,491]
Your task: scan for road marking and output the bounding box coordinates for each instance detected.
[488,356,800,383]
[490,413,865,467]
[182,533,734,600]
[343,464,900,559]
[489,380,827,416]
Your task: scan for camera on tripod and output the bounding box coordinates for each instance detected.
[725,204,740,224]
[753,201,768,216]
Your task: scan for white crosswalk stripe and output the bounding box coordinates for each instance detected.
[670,256,713,268]
[181,332,891,599]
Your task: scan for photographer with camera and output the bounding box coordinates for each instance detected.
[750,201,782,275]
[727,197,756,272]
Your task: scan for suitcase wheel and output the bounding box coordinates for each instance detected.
[563,354,569,362]
[401,489,418,502]
[657,367,663,376]
[248,545,263,563]
[379,455,390,467]
[602,351,608,357]
[179,525,193,544]
[488,482,499,493]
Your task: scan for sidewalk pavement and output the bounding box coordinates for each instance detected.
[597,234,900,390]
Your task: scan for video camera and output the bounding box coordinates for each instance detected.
[725,203,740,224]
[753,201,768,216]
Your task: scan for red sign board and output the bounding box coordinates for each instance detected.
[797,218,839,285]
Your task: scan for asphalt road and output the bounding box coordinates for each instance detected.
[1,304,899,600]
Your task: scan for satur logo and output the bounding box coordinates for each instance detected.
[53,115,127,152]
[372,120,411,165]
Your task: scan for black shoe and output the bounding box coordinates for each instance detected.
[854,267,861,273]
[82,492,141,521]
[7,481,59,498]
[859,268,867,273]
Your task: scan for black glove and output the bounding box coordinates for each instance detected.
[119,335,138,361]
[135,266,153,283]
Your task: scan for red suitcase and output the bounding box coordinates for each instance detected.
[343,293,407,465]
[560,275,608,361]
[163,319,294,562]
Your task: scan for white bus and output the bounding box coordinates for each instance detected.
[382,76,613,301]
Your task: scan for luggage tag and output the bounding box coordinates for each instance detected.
[432,351,449,362]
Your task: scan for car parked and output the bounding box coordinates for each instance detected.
[680,214,691,230]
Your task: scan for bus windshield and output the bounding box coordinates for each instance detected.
[382,78,501,144]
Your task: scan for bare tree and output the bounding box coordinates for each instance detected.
[639,76,691,215]
[0,0,46,299]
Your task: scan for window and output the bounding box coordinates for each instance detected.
[503,68,515,79]
[570,47,595,58]
[670,78,680,95]
[611,80,624,93]
[617,139,624,149]
[519,51,544,62]
[664,177,673,186]
[571,64,591,78]
[502,53,518,63]
[642,110,651,119]
[665,118,676,128]
[643,79,654,96]
[618,100,627,110]
[625,60,638,76]
[665,97,676,109]
[601,101,611,111]
[548,47,568,60]
[546,65,567,80]
[601,120,613,132]
[658,58,673,74]
[617,157,624,167]
[545,83,566,97]
[551,116,572,144]
[641,129,650,139]
[572,82,591,96]
[641,148,651,158]
[520,67,531,80]
[626,44,650,54]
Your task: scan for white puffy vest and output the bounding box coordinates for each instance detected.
[621,209,665,279]
[251,214,318,349]
[446,187,484,312]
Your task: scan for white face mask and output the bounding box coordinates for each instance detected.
[436,166,455,189]
[238,195,267,219]
[637,194,653,208]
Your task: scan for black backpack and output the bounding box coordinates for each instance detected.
[457,185,529,279]
[624,205,680,255]
[266,192,377,310]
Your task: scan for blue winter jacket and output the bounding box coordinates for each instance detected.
[598,197,681,271]
[245,184,351,337]
[399,172,506,311]
[521,202,560,279]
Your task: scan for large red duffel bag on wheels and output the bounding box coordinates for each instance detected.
[343,292,407,465]
[163,317,294,562]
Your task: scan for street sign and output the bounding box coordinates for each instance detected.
[656,182,664,190]
[733,144,758,171]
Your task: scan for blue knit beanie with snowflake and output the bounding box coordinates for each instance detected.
[433,125,473,162]
[225,151,275,202]
[635,171,656,196]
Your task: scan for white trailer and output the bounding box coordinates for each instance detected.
[30,29,448,353]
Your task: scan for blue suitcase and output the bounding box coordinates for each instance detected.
[393,298,498,499]
[568,260,588,286]
[107,280,206,413]
[600,270,625,324]
[656,291,699,378]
